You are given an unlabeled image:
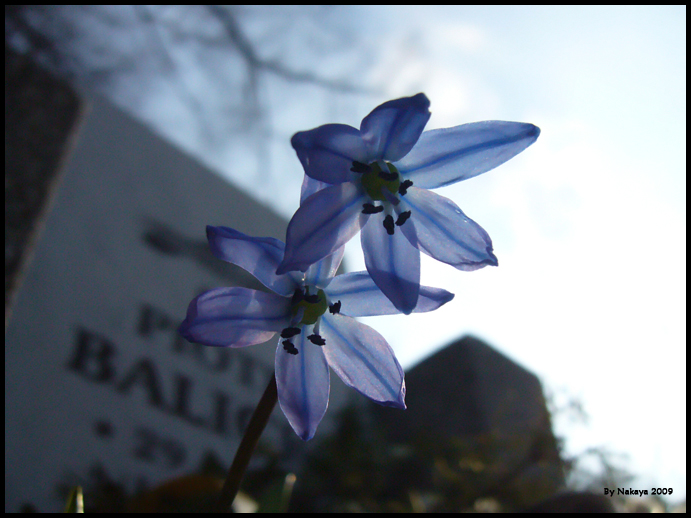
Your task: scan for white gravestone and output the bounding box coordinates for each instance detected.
[5,96,353,512]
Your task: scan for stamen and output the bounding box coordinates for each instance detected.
[291,306,305,326]
[350,161,372,174]
[381,188,400,206]
[303,293,321,304]
[395,211,412,226]
[280,327,301,338]
[378,170,399,182]
[308,334,326,346]
[329,301,341,314]
[282,340,298,355]
[398,179,413,195]
[291,289,304,305]
[312,320,321,337]
[362,203,384,214]
[383,215,395,235]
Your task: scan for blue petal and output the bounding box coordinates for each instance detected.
[291,124,371,184]
[300,174,331,205]
[278,183,366,275]
[304,246,345,289]
[396,121,540,188]
[206,226,302,297]
[325,272,454,317]
[179,288,291,347]
[360,93,431,162]
[320,314,405,409]
[400,187,498,270]
[361,215,420,315]
[275,331,330,441]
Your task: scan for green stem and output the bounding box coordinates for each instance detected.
[214,373,278,512]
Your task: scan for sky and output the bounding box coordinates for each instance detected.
[49,5,684,501]
[338,6,686,498]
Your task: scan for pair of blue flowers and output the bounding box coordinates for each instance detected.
[180,93,539,440]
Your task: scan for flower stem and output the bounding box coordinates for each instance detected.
[214,373,278,512]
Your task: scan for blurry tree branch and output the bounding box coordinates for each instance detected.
[130,5,211,142]
[205,5,375,95]
[5,5,377,114]
[5,6,58,63]
[5,5,381,182]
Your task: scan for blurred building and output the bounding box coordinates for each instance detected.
[293,335,565,512]
[379,335,560,442]
[5,50,352,513]
[372,335,564,509]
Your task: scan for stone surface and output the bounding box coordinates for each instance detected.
[4,93,353,512]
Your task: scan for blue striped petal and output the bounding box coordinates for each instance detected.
[304,247,346,290]
[361,215,420,315]
[360,93,431,162]
[400,187,498,271]
[206,226,301,297]
[397,121,540,189]
[278,182,366,274]
[320,314,405,408]
[179,288,291,347]
[275,332,330,441]
[291,124,371,184]
[325,271,454,317]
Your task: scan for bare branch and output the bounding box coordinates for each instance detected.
[205,5,378,94]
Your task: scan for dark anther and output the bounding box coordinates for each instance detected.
[350,161,372,174]
[308,334,326,346]
[304,294,321,304]
[291,289,304,304]
[282,340,298,355]
[398,179,413,195]
[329,301,342,314]
[395,211,412,226]
[378,170,399,181]
[383,215,395,235]
[281,327,301,338]
[362,203,384,214]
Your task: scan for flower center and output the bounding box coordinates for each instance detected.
[292,288,328,325]
[360,161,401,201]
[352,160,415,235]
[282,290,341,355]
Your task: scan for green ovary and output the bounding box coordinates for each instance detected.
[293,289,328,325]
[361,162,400,201]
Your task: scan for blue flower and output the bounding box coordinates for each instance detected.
[179,225,454,440]
[277,93,540,314]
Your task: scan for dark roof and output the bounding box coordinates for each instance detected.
[375,335,550,442]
